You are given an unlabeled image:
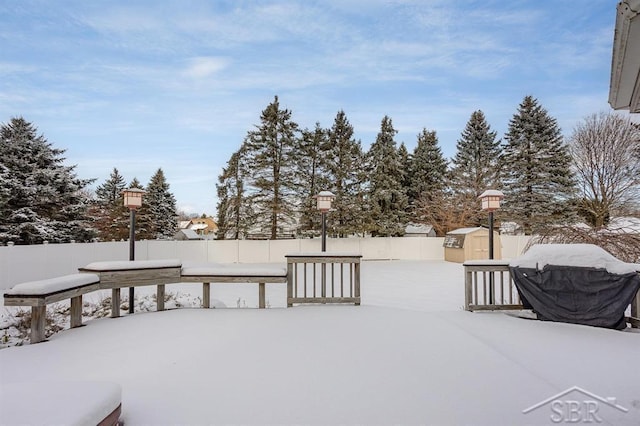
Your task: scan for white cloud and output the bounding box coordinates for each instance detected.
[183,57,230,79]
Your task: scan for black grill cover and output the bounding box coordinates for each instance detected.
[510,265,640,330]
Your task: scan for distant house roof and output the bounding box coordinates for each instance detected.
[189,223,208,231]
[175,229,203,240]
[447,227,485,235]
[405,223,434,235]
[178,221,192,229]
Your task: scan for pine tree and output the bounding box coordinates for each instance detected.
[408,129,448,212]
[243,96,299,239]
[366,116,408,236]
[92,168,129,241]
[295,123,330,237]
[145,169,177,239]
[397,142,411,193]
[0,117,95,244]
[325,110,366,237]
[216,150,252,239]
[501,96,577,233]
[449,110,502,227]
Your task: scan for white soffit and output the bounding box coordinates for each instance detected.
[609,0,640,112]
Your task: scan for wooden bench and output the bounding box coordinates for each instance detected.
[79,259,182,318]
[3,273,101,343]
[180,263,288,308]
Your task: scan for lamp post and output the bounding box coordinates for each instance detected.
[478,189,504,304]
[314,191,335,300]
[122,187,145,314]
[314,191,335,252]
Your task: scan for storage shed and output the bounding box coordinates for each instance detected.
[443,227,501,263]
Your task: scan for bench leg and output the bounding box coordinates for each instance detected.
[70,295,83,328]
[202,283,210,308]
[259,282,265,309]
[30,306,46,344]
[157,284,165,311]
[111,289,120,318]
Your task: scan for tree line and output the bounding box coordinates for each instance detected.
[0,117,178,244]
[1,97,637,244]
[216,95,640,239]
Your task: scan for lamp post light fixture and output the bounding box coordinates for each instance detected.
[122,187,145,314]
[479,189,504,305]
[314,191,335,301]
[314,190,336,252]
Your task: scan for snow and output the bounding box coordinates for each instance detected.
[1,381,121,426]
[4,273,100,296]
[1,260,639,425]
[510,244,640,275]
[181,262,287,277]
[81,258,182,271]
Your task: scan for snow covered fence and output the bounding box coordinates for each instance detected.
[0,236,531,292]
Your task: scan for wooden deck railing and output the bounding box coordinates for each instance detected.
[463,260,523,311]
[285,253,361,306]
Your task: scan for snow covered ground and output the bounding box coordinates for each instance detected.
[1,260,639,425]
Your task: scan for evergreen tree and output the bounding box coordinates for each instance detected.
[501,96,577,233]
[92,167,129,241]
[366,116,407,236]
[145,169,177,239]
[397,142,411,194]
[216,150,252,239]
[449,110,502,227]
[295,123,330,237]
[0,117,95,244]
[408,129,448,213]
[325,110,366,237]
[243,96,299,239]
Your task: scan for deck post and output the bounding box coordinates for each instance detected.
[70,295,83,328]
[632,288,640,328]
[287,262,294,307]
[259,282,265,308]
[464,267,473,311]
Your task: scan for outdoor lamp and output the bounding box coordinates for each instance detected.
[314,191,335,253]
[315,190,336,212]
[123,188,145,209]
[479,189,504,212]
[478,189,504,304]
[122,187,145,314]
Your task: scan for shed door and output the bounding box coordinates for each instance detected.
[471,235,489,260]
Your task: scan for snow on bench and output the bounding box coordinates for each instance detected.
[1,381,122,426]
[79,259,183,317]
[180,262,288,309]
[3,273,101,343]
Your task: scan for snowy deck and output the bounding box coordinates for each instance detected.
[1,260,639,424]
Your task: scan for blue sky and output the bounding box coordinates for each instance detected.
[0,0,628,216]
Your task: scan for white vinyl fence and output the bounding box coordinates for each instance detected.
[0,236,530,292]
